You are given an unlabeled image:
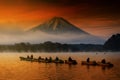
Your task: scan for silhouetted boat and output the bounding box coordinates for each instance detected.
[65,60,78,65]
[97,62,114,67]
[19,57,33,61]
[53,59,64,64]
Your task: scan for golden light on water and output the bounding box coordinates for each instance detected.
[0,52,119,80]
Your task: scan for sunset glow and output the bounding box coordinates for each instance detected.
[0,0,120,38]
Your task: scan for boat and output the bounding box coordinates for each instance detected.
[97,62,114,67]
[53,59,64,64]
[19,57,37,62]
[65,60,78,65]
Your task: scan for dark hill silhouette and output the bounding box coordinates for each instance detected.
[104,33,120,51]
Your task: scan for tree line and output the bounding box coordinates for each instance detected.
[0,41,103,52]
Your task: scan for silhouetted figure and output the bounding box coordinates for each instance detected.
[55,57,59,61]
[45,57,48,61]
[68,57,72,62]
[38,56,41,60]
[31,54,33,59]
[101,59,106,64]
[87,58,90,62]
[49,57,52,61]
[27,55,30,59]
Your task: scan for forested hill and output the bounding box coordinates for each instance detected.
[104,33,120,51]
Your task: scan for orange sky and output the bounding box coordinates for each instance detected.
[0,0,120,38]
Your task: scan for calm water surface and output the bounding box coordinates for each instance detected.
[0,52,120,80]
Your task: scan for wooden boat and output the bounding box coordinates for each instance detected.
[81,61,97,65]
[97,62,114,67]
[53,59,64,64]
[19,57,33,61]
[65,60,78,65]
[20,57,38,62]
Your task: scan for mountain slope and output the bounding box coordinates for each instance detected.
[29,17,89,34]
[28,17,105,44]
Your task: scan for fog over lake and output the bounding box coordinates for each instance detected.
[0,31,105,44]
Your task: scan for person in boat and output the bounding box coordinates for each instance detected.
[27,55,30,59]
[68,57,73,62]
[38,56,41,60]
[87,58,90,62]
[55,57,59,61]
[45,57,48,61]
[101,59,106,64]
[31,54,33,59]
[49,57,52,62]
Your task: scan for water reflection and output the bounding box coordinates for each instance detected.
[101,65,114,71]
[82,64,114,72]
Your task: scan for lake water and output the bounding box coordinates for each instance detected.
[0,52,120,80]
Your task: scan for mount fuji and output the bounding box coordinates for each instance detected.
[29,17,89,34]
[28,17,105,44]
